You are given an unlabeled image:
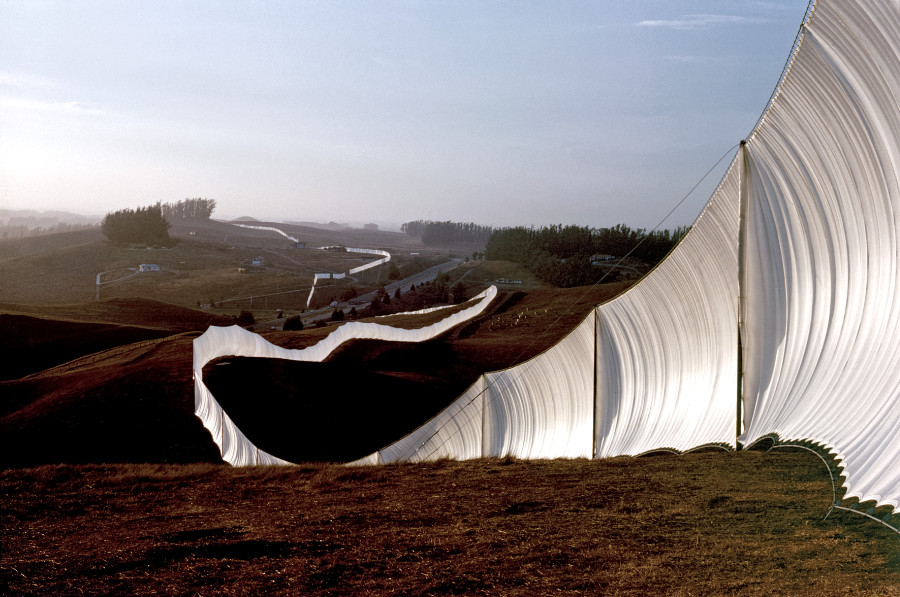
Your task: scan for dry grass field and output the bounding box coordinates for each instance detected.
[3,454,899,596]
[2,226,899,595]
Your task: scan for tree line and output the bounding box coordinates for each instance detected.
[485,224,689,287]
[100,204,172,246]
[361,273,468,317]
[401,220,494,246]
[159,198,216,219]
[1,221,97,240]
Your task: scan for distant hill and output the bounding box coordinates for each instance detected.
[0,208,99,228]
[1,297,236,332]
[1,209,99,240]
[283,220,350,231]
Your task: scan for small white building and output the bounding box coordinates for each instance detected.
[139,264,160,272]
[251,257,265,266]
[590,254,615,265]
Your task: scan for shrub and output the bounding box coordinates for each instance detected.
[236,310,255,326]
[283,315,303,331]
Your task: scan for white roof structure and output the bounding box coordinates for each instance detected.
[194,0,900,521]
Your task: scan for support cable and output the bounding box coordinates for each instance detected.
[768,442,900,537]
[746,0,816,138]
[403,142,742,462]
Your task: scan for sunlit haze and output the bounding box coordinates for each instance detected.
[1,1,809,230]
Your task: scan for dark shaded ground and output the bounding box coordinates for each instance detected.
[0,335,221,468]
[0,314,170,380]
[1,283,627,468]
[0,299,235,379]
[2,453,899,596]
[204,344,480,463]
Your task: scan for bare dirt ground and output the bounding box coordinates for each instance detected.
[3,453,899,596]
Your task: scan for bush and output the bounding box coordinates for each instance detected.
[452,282,468,304]
[283,315,303,331]
[236,310,255,326]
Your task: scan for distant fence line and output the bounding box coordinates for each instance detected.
[226,224,392,309]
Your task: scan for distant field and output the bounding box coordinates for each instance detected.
[0,219,448,309]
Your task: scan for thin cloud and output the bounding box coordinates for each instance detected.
[663,55,715,64]
[662,55,737,65]
[0,71,57,89]
[637,14,771,31]
[0,96,103,115]
[751,2,797,12]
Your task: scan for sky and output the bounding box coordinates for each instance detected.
[0,1,810,231]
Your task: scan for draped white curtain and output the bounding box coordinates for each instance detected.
[740,0,900,509]
[196,0,900,512]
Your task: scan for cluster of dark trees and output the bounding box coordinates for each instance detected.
[485,224,688,287]
[100,204,172,246]
[361,273,468,317]
[401,220,494,246]
[160,198,216,219]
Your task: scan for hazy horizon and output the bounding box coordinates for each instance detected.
[2,1,809,231]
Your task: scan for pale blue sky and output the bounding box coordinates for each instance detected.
[1,1,809,230]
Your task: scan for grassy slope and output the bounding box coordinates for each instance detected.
[2,454,899,595]
[0,299,236,379]
[0,335,221,467]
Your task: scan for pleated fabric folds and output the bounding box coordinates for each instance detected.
[362,170,740,464]
[482,312,596,459]
[595,161,740,457]
[740,0,900,509]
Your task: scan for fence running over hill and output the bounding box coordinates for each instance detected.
[193,287,498,466]
[229,224,391,308]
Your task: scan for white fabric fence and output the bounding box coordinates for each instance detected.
[197,0,900,514]
[193,286,499,466]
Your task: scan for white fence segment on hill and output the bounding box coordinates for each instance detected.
[228,225,392,308]
[193,286,499,466]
